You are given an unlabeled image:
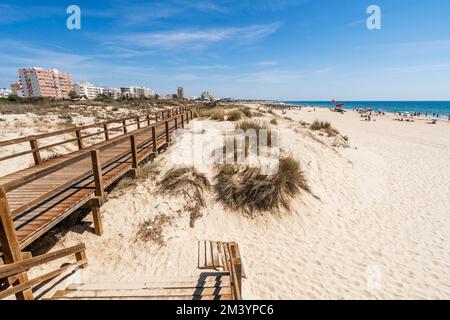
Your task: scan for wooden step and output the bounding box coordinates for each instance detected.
[198,241,246,278]
[66,277,231,291]
[49,294,233,300]
[53,286,231,298]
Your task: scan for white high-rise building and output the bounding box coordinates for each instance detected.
[121,86,154,98]
[73,82,104,99]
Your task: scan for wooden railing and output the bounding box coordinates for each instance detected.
[0,104,208,300]
[0,243,87,300]
[0,106,190,166]
[222,242,243,300]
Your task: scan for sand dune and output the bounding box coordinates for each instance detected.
[28,105,450,299]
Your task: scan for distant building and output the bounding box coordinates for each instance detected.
[103,88,122,99]
[0,88,12,98]
[73,82,104,99]
[18,67,73,99]
[201,90,214,101]
[10,82,24,97]
[120,87,136,98]
[135,86,155,98]
[177,87,184,99]
[121,86,154,98]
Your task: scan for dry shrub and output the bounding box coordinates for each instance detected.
[240,107,253,118]
[200,108,225,121]
[214,155,310,217]
[158,167,211,227]
[300,120,309,127]
[227,110,243,121]
[137,214,173,247]
[309,120,339,136]
[235,120,273,148]
[270,118,278,125]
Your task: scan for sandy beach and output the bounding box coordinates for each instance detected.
[10,103,447,300]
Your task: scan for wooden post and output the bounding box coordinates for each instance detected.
[152,126,157,153]
[146,115,151,126]
[0,188,34,300]
[181,115,185,128]
[103,124,109,140]
[90,150,104,236]
[165,121,170,143]
[29,139,42,165]
[155,113,158,122]
[75,129,84,150]
[130,135,138,169]
[136,116,141,129]
[174,117,178,129]
[123,119,128,133]
[186,112,189,124]
[91,207,103,236]
[75,250,88,269]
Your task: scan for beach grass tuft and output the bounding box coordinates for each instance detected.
[214,155,309,217]
[158,167,211,227]
[227,110,243,121]
[310,120,340,136]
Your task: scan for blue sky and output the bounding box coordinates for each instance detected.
[1,0,450,100]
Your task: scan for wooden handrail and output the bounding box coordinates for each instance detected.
[0,243,87,300]
[0,106,185,163]
[1,109,195,193]
[0,243,86,279]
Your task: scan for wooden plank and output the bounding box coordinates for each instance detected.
[91,207,103,236]
[29,139,42,165]
[0,260,85,300]
[130,135,138,169]
[90,150,105,197]
[0,243,85,279]
[54,286,232,298]
[0,187,34,300]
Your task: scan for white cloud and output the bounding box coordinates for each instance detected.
[383,63,450,75]
[113,23,281,49]
[256,61,279,66]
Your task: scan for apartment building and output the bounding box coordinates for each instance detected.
[121,86,154,98]
[73,82,104,99]
[0,88,12,98]
[103,88,122,99]
[18,68,73,99]
[177,87,185,99]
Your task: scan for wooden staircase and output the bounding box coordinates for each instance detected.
[49,273,232,300]
[48,241,245,300]
[0,241,244,300]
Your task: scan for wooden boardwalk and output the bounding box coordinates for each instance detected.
[0,106,197,293]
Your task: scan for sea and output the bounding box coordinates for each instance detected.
[282,101,450,119]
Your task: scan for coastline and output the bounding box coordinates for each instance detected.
[278,101,450,120]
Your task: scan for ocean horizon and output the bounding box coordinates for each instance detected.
[282,101,450,118]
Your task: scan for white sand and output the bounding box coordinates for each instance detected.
[7,105,450,299]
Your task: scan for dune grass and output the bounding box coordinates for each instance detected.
[214,155,309,217]
[226,110,243,121]
[158,167,211,227]
[309,120,340,137]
